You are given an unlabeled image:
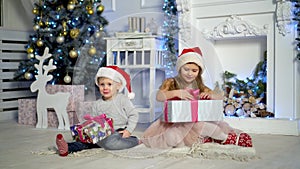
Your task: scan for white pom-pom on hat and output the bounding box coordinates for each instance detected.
[95,65,135,99]
[176,47,204,73]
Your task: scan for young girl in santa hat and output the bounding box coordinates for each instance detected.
[56,66,140,156]
[141,47,252,148]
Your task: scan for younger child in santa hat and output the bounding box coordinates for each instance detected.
[56,66,139,156]
[141,47,253,148]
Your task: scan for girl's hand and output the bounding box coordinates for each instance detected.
[119,129,131,138]
[177,89,194,100]
[200,92,223,100]
[199,92,211,100]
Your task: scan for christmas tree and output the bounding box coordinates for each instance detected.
[162,0,178,77]
[14,0,108,92]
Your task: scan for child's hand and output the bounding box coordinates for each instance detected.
[199,92,211,100]
[177,89,194,100]
[119,129,131,138]
[200,92,223,100]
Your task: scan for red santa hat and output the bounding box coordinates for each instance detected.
[95,66,135,99]
[176,47,204,73]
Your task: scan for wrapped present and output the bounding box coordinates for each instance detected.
[162,100,224,123]
[18,99,79,127]
[70,114,114,144]
[18,99,37,126]
[46,85,84,111]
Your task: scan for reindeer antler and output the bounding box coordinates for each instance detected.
[43,59,57,75]
[34,47,53,75]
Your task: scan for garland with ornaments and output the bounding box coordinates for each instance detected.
[14,0,108,89]
[162,0,179,77]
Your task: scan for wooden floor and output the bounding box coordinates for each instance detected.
[1,120,300,169]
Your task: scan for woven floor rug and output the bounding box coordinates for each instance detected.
[32,143,257,161]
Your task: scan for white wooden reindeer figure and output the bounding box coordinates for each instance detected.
[30,47,71,130]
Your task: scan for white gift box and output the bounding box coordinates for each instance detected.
[162,100,224,122]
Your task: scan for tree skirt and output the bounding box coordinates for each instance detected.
[32,143,257,161]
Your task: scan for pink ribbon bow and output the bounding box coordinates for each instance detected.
[83,114,107,128]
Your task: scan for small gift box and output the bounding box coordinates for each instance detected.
[70,114,114,144]
[162,100,224,123]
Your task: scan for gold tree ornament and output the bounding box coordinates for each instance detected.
[69,49,78,58]
[95,30,101,38]
[86,5,93,15]
[67,4,75,10]
[88,46,97,56]
[24,72,33,80]
[56,35,65,43]
[38,20,44,27]
[63,74,72,83]
[70,28,80,39]
[36,39,44,47]
[87,8,94,15]
[27,47,34,54]
[32,8,39,15]
[96,4,104,14]
[27,53,35,59]
[62,21,68,36]
[33,24,40,31]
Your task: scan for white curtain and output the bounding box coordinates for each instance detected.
[20,0,35,19]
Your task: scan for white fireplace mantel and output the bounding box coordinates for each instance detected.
[177,0,300,135]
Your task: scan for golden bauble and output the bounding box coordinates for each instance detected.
[95,31,101,38]
[86,5,92,10]
[36,39,44,47]
[62,31,68,36]
[27,53,35,59]
[67,4,75,10]
[96,4,104,14]
[64,75,72,83]
[88,46,97,56]
[24,72,33,80]
[33,24,40,31]
[32,8,39,15]
[70,28,80,39]
[69,49,78,58]
[69,0,76,5]
[56,36,65,44]
[27,47,34,54]
[38,21,44,27]
[87,8,94,15]
[70,29,79,37]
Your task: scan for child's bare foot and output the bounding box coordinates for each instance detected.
[56,134,68,156]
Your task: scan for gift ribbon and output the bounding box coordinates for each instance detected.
[164,100,199,122]
[164,101,169,122]
[84,114,106,128]
[191,100,198,122]
[83,114,114,132]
